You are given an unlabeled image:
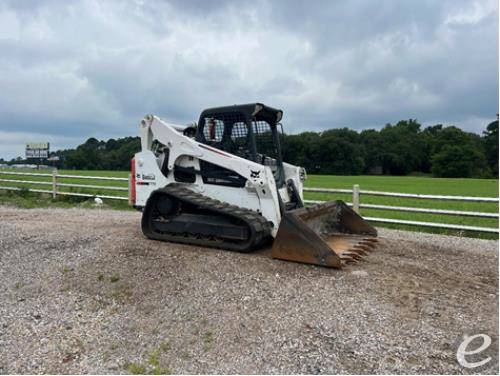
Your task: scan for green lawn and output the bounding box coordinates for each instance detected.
[0,168,498,238]
[306,175,498,197]
[56,169,130,178]
[304,175,498,238]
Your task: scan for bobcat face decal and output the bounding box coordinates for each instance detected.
[250,170,261,178]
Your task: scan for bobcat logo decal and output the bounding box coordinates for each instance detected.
[250,170,261,178]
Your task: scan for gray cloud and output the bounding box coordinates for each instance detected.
[0,0,497,159]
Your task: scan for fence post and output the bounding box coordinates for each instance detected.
[352,184,360,213]
[52,169,57,199]
[128,173,132,205]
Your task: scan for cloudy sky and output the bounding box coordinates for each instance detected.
[0,0,498,159]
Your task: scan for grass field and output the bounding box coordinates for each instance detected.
[0,168,498,238]
[305,175,498,238]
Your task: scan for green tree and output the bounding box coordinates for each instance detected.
[427,125,490,178]
[483,120,498,177]
[431,144,489,178]
[54,136,140,170]
[373,119,427,175]
[316,128,365,174]
[282,132,322,173]
[359,129,384,174]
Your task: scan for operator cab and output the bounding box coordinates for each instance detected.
[195,103,285,188]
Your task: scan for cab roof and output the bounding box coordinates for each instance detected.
[199,103,283,125]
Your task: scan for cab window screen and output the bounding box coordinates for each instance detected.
[231,122,248,147]
[202,118,224,141]
[252,120,278,159]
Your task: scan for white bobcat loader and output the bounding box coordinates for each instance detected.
[130,103,378,268]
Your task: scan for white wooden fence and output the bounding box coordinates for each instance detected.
[304,185,498,233]
[0,171,498,233]
[0,170,129,201]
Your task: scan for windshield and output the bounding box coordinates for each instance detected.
[252,120,284,185]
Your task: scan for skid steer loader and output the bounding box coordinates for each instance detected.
[130,103,378,268]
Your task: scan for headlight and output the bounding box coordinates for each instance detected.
[299,167,307,181]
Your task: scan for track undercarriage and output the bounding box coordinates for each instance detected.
[141,185,272,252]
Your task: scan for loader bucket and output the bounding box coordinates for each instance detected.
[271,200,378,268]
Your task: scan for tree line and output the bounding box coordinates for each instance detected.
[282,119,498,178]
[7,119,498,178]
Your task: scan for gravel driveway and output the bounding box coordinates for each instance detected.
[0,206,498,374]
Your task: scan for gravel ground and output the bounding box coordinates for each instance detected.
[0,206,498,374]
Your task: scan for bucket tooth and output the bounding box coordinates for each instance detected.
[357,243,376,252]
[342,251,364,261]
[349,247,368,256]
[352,244,372,252]
[340,255,358,263]
[271,200,378,268]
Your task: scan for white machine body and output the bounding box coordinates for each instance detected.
[131,115,305,237]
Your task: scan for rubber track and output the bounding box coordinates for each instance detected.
[142,184,272,252]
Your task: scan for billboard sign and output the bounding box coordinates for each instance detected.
[26,142,50,159]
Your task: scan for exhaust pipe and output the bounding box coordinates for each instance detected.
[271,200,378,268]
